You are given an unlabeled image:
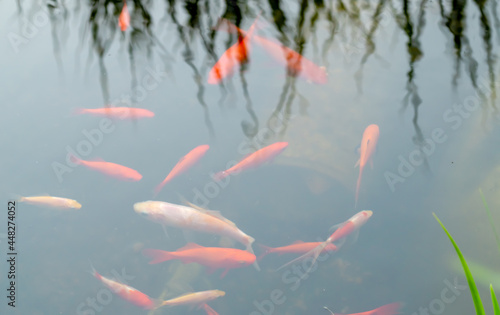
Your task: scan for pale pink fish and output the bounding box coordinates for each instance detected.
[19,195,81,210]
[355,124,379,208]
[160,290,225,308]
[214,141,288,180]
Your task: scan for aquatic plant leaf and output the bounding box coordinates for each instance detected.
[492,284,500,315]
[479,188,500,255]
[433,213,486,315]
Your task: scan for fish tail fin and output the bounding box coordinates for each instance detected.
[153,181,166,197]
[68,154,82,165]
[142,249,174,264]
[9,193,23,202]
[246,236,260,271]
[202,303,219,315]
[213,171,227,181]
[355,167,363,209]
[256,244,272,261]
[73,108,87,116]
[87,259,100,280]
[275,241,328,276]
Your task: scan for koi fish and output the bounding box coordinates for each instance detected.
[161,290,225,308]
[154,145,210,196]
[92,267,158,310]
[18,195,81,210]
[277,211,373,273]
[214,141,288,180]
[70,156,142,181]
[142,242,255,278]
[133,201,259,269]
[355,124,379,208]
[203,303,219,315]
[324,302,402,315]
[74,107,154,119]
[252,35,328,84]
[119,1,130,32]
[208,18,259,84]
[257,240,338,261]
[218,20,327,84]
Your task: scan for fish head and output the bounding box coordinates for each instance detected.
[350,210,373,229]
[214,290,226,297]
[236,250,257,267]
[127,172,143,181]
[71,200,82,209]
[134,201,161,221]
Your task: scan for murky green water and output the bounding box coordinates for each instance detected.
[1,1,500,314]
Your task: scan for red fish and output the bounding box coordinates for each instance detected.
[74,107,154,119]
[214,141,288,180]
[324,302,402,315]
[257,241,338,260]
[154,145,209,196]
[203,303,219,315]
[119,1,130,32]
[70,156,142,181]
[92,267,158,310]
[277,211,373,273]
[355,124,379,208]
[218,20,327,84]
[208,18,258,84]
[142,243,256,278]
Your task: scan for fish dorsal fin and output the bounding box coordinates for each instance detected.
[90,157,105,162]
[291,240,305,245]
[201,209,237,227]
[183,199,237,228]
[178,243,204,251]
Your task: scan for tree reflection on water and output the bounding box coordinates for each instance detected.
[13,0,500,143]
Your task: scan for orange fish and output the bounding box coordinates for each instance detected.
[70,156,142,181]
[219,20,327,84]
[355,124,379,208]
[142,243,255,278]
[92,267,158,310]
[161,290,225,308]
[154,145,209,196]
[257,240,338,260]
[119,1,130,32]
[324,302,402,315]
[202,303,219,315]
[214,141,288,180]
[277,211,373,273]
[207,18,258,84]
[18,195,81,210]
[74,107,154,119]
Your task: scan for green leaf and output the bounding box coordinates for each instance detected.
[479,188,500,255]
[433,213,486,315]
[492,284,500,315]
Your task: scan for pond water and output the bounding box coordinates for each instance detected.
[1,1,500,314]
